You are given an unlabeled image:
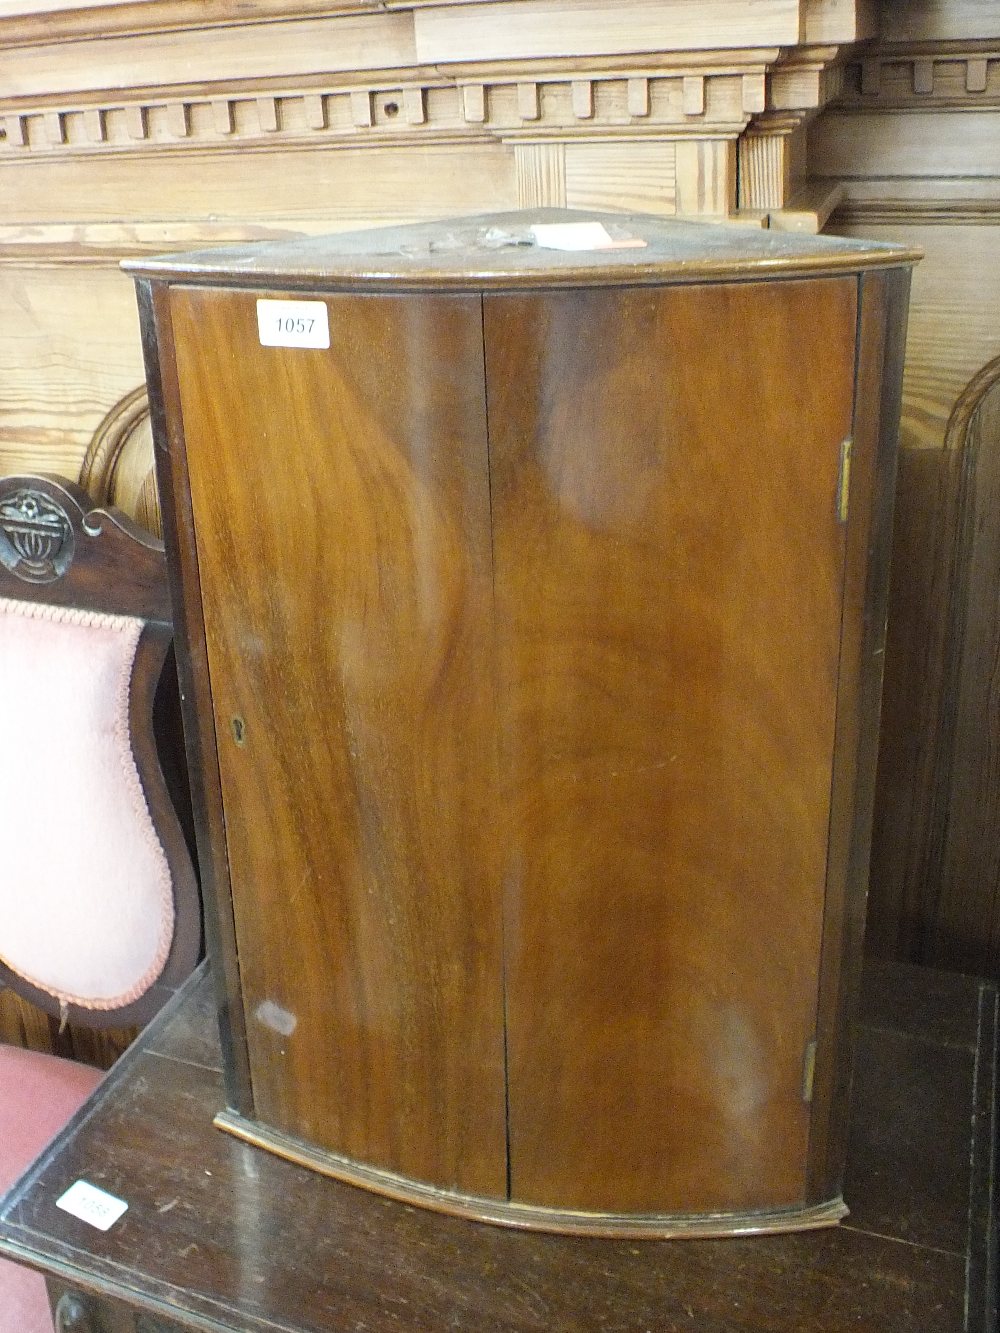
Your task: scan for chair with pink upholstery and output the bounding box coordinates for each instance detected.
[0,475,200,1333]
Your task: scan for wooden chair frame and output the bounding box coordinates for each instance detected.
[0,473,200,1030]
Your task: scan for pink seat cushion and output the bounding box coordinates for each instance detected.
[0,598,174,1011]
[0,1044,104,1333]
[0,1261,56,1333]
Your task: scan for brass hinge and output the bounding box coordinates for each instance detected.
[836,437,853,525]
[802,1038,817,1103]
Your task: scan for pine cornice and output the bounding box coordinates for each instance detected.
[837,41,1000,111]
[0,57,789,160]
[0,0,498,49]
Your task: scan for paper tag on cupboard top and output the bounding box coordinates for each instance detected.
[257,299,330,349]
[530,222,646,252]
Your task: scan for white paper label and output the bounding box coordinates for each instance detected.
[257,299,330,349]
[56,1180,129,1231]
[530,222,647,252]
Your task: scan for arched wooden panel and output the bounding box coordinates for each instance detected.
[869,356,1000,977]
[80,386,162,539]
[924,358,1000,974]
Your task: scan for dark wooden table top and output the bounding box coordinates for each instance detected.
[0,959,996,1332]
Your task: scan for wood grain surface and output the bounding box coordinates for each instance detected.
[807,267,910,1201]
[865,444,954,963]
[144,225,913,1225]
[815,5,1000,980]
[834,228,1000,980]
[140,278,256,1115]
[4,0,991,1005]
[409,0,802,61]
[483,277,858,1214]
[927,359,1000,974]
[167,284,508,1197]
[0,990,131,1072]
[3,960,993,1333]
[126,209,917,291]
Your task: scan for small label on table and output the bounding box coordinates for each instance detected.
[257,299,330,349]
[530,222,647,252]
[56,1180,129,1231]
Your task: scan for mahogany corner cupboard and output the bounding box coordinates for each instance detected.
[128,209,918,1240]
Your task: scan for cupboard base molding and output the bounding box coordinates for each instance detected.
[215,1109,849,1240]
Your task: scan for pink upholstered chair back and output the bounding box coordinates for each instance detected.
[0,475,200,1029]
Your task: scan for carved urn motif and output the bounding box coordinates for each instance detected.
[0,488,74,583]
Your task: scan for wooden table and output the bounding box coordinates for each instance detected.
[0,960,996,1333]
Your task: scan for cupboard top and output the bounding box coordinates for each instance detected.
[124,209,920,292]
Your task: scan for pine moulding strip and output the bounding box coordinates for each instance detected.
[837,49,1000,110]
[0,69,771,158]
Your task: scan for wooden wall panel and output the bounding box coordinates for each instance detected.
[0,141,516,485]
[0,144,516,230]
[932,367,1000,975]
[411,0,801,60]
[0,266,144,476]
[828,225,1000,450]
[810,0,1000,977]
[878,0,1000,40]
[804,0,875,42]
[564,141,677,214]
[676,139,738,215]
[811,112,1000,182]
[1,13,420,98]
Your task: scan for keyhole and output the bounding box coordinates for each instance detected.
[231,716,246,746]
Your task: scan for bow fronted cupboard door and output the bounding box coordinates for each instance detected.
[129,211,916,1238]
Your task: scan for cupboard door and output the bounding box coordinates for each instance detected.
[485,278,858,1214]
[169,287,507,1196]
